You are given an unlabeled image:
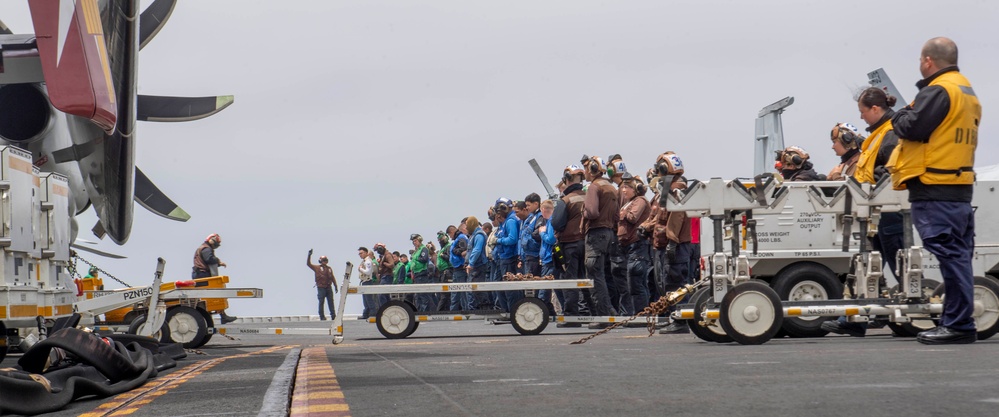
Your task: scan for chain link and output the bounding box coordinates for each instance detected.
[570,279,707,345]
[71,254,132,288]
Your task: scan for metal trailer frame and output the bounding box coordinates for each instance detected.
[326,261,660,342]
[664,177,999,345]
[66,258,263,350]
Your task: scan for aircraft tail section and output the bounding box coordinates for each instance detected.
[27,0,117,132]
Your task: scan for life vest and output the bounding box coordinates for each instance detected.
[855,119,894,184]
[192,243,213,273]
[888,71,980,189]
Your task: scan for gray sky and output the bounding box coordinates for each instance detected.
[6,0,999,317]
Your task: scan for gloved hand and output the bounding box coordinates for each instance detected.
[666,241,677,262]
[308,249,313,256]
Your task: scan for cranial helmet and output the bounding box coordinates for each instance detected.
[775,146,810,171]
[831,122,864,150]
[607,160,627,178]
[655,151,684,176]
[563,164,585,182]
[206,233,221,247]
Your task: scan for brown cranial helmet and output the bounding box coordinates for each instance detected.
[655,151,684,176]
[776,146,809,171]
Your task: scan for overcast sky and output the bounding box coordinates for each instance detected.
[5,0,999,318]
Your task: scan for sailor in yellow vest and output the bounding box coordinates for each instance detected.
[822,89,906,338]
[889,37,981,345]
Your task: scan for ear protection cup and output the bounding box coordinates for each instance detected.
[588,158,599,175]
[790,154,803,166]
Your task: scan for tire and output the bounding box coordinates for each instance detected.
[772,263,841,338]
[127,315,163,340]
[511,298,549,335]
[932,276,999,340]
[886,279,941,337]
[162,306,209,349]
[376,300,416,339]
[719,281,783,345]
[688,287,733,343]
[192,308,215,348]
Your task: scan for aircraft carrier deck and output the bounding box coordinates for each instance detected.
[3,318,998,416]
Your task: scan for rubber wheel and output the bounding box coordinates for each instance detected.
[376,300,416,339]
[193,308,215,348]
[933,276,999,340]
[511,298,550,335]
[772,263,841,338]
[127,315,164,340]
[162,306,209,349]
[719,281,784,345]
[0,321,7,362]
[688,287,733,343]
[886,279,941,337]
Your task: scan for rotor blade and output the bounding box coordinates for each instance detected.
[71,242,126,259]
[134,166,191,222]
[137,94,234,122]
[0,18,12,35]
[139,0,177,50]
[528,159,558,199]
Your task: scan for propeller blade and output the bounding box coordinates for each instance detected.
[137,94,234,122]
[139,0,177,50]
[528,159,558,199]
[135,166,190,222]
[71,242,126,259]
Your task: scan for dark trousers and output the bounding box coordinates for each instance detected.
[489,259,506,311]
[449,267,473,311]
[523,255,541,276]
[538,262,557,314]
[560,240,586,315]
[317,286,336,320]
[378,274,393,306]
[500,257,524,310]
[872,212,905,280]
[413,271,438,313]
[469,264,491,309]
[609,238,632,315]
[625,239,651,313]
[688,243,701,282]
[912,201,976,331]
[584,228,616,316]
[361,279,378,318]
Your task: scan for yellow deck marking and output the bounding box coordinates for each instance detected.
[290,347,351,416]
[78,345,293,417]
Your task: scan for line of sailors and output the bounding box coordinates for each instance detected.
[355,152,699,332]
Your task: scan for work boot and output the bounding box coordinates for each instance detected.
[658,321,689,334]
[820,319,866,337]
[587,322,612,330]
[220,312,238,324]
[916,326,976,345]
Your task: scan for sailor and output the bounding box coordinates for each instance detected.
[306,249,338,321]
[826,123,864,181]
[373,243,397,306]
[582,155,619,327]
[357,247,377,320]
[642,152,693,334]
[465,216,491,309]
[495,198,523,310]
[822,88,904,337]
[775,146,822,181]
[520,193,544,277]
[618,173,652,314]
[553,165,590,325]
[408,234,437,312]
[193,233,236,324]
[889,37,980,345]
[449,221,473,311]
